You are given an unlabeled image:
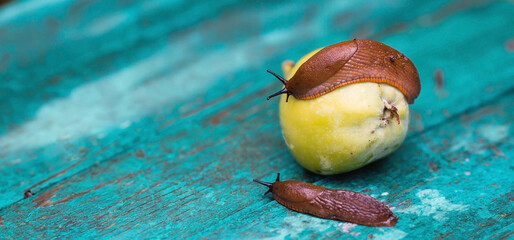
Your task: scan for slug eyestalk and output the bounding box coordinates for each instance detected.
[253,173,280,195]
[266,70,291,102]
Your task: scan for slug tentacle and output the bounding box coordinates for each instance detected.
[267,69,287,85]
[253,179,273,195]
[266,70,292,102]
[266,88,289,101]
[253,179,272,188]
[253,173,280,195]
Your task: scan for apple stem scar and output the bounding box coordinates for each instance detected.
[382,99,400,125]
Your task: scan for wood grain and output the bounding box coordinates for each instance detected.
[0,0,513,239]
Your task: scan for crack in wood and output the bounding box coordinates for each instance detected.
[33,171,142,207]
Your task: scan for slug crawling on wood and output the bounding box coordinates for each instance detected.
[253,173,398,227]
[266,39,421,175]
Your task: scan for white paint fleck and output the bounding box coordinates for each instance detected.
[381,192,389,196]
[261,28,294,45]
[10,159,21,165]
[448,131,485,154]
[478,124,509,142]
[342,223,356,233]
[84,12,128,37]
[266,215,333,240]
[449,124,509,154]
[120,121,132,129]
[398,189,469,222]
[59,134,71,141]
[268,215,364,239]
[464,171,471,176]
[340,222,361,236]
[373,228,408,240]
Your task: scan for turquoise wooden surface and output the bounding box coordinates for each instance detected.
[0,0,513,239]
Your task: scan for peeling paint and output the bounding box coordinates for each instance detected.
[267,214,333,240]
[373,228,408,240]
[398,189,469,222]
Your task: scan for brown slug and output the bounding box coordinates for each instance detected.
[253,173,398,227]
[266,39,421,104]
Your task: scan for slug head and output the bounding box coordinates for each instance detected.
[253,173,281,195]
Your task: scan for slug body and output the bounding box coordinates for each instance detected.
[268,39,420,103]
[254,174,398,227]
[266,39,421,175]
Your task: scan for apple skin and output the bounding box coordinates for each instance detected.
[278,50,410,175]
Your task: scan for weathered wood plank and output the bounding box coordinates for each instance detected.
[199,91,513,239]
[0,0,513,239]
[1,83,512,239]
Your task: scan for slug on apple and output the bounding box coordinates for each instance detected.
[267,39,421,175]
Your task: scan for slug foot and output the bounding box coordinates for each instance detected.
[381,99,400,126]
